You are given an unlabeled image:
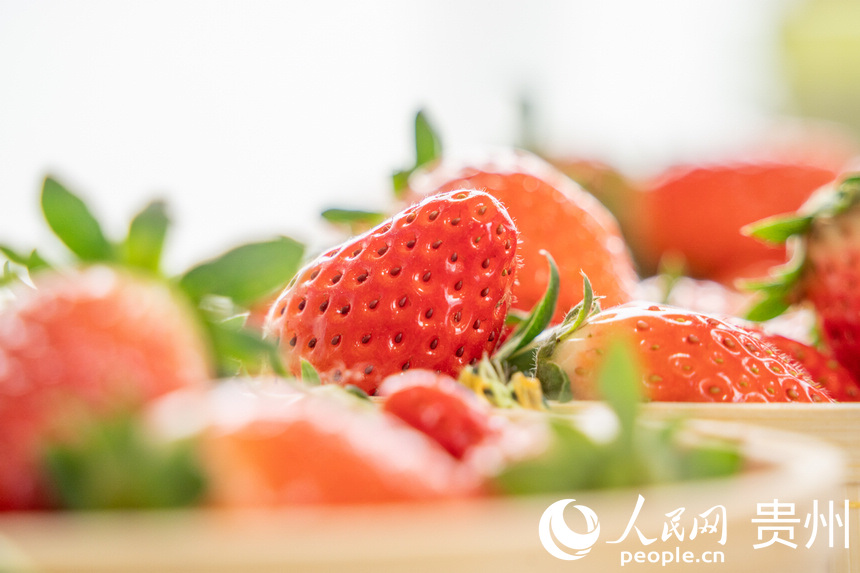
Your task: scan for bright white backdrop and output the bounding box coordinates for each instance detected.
[0,0,788,271]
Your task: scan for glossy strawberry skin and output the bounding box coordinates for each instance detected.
[552,303,832,403]
[377,370,496,460]
[633,162,837,283]
[265,190,518,395]
[747,330,860,402]
[405,149,638,323]
[194,381,485,506]
[0,266,211,511]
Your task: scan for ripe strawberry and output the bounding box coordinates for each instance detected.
[403,149,638,323]
[377,370,497,460]
[745,329,860,402]
[539,300,832,403]
[192,380,485,506]
[630,161,838,283]
[745,173,860,386]
[264,190,519,395]
[0,265,212,510]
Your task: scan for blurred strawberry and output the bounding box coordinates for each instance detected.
[377,370,499,460]
[630,161,839,284]
[193,380,486,506]
[745,173,860,386]
[0,176,305,510]
[548,156,639,239]
[0,266,211,510]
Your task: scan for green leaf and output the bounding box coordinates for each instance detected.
[42,414,205,510]
[414,109,442,168]
[0,245,29,266]
[321,208,387,235]
[122,200,169,272]
[743,214,813,245]
[495,251,559,363]
[179,236,305,307]
[493,417,603,495]
[744,292,792,323]
[41,176,115,262]
[596,339,643,451]
[300,359,322,385]
[204,320,286,377]
[392,109,443,197]
[535,360,571,402]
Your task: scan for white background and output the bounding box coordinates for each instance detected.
[0,0,794,271]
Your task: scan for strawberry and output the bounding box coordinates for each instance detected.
[402,148,638,323]
[377,370,498,460]
[0,266,212,510]
[0,176,305,511]
[190,380,486,506]
[745,173,860,385]
[630,161,839,283]
[536,292,832,403]
[745,329,860,402]
[547,156,639,241]
[264,189,518,395]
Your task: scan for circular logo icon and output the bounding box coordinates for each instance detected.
[539,499,601,560]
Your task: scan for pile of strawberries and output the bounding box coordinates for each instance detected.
[1,112,858,512]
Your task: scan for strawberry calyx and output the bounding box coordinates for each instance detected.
[42,411,206,510]
[742,173,860,322]
[0,176,306,377]
[456,253,567,409]
[392,109,443,198]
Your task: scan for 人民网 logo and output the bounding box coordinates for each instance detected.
[539,499,601,560]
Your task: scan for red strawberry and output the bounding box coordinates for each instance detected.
[540,300,832,403]
[630,161,838,283]
[745,173,860,386]
[403,149,638,323]
[0,266,212,510]
[264,190,518,395]
[191,380,485,506]
[377,370,497,460]
[746,330,860,402]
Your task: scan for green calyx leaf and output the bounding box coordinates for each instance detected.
[122,199,170,273]
[42,413,206,510]
[0,246,50,285]
[41,176,116,263]
[414,109,442,168]
[392,109,442,198]
[178,236,304,307]
[321,208,387,236]
[300,359,322,386]
[202,317,287,378]
[741,266,802,322]
[743,214,814,245]
[598,339,643,452]
[494,251,559,368]
[534,274,600,400]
